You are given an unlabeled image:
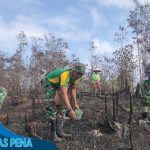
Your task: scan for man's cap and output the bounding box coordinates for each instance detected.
[73,63,86,74]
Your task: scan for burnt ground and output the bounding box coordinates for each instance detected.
[0,93,150,150]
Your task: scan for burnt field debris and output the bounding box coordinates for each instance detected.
[1,89,150,150]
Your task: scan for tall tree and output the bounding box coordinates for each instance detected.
[128,3,150,82]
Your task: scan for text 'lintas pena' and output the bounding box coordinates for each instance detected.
[0,138,33,148]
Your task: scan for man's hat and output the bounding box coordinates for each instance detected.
[73,63,86,74]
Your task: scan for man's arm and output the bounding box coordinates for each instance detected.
[71,85,79,109]
[58,87,76,119]
[58,87,72,110]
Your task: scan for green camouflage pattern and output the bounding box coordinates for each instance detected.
[0,87,7,109]
[144,90,150,104]
[143,79,150,104]
[45,105,67,118]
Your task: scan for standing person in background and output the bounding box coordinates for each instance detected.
[44,63,86,142]
[91,68,102,95]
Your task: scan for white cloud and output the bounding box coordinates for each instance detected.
[0,13,92,54]
[98,0,134,9]
[0,17,17,53]
[89,7,107,31]
[56,30,91,41]
[0,15,47,53]
[0,0,41,8]
[11,15,47,37]
[80,0,134,8]
[0,0,130,56]
[139,0,150,5]
[99,0,149,8]
[46,15,91,41]
[92,38,116,55]
[90,8,102,24]
[47,16,78,29]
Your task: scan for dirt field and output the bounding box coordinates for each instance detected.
[0,93,150,150]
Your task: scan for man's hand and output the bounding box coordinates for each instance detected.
[69,109,76,120]
[74,102,79,109]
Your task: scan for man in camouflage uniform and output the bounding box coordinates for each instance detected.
[0,87,7,111]
[44,63,86,142]
[141,48,150,122]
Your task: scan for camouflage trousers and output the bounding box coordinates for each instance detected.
[141,101,150,113]
[45,101,67,119]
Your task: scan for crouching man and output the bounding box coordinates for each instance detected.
[44,63,86,142]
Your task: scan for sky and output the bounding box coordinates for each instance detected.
[0,0,149,65]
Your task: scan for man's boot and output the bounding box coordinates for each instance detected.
[56,117,72,138]
[51,119,62,142]
[141,112,150,123]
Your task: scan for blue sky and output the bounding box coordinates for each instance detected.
[0,0,148,65]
